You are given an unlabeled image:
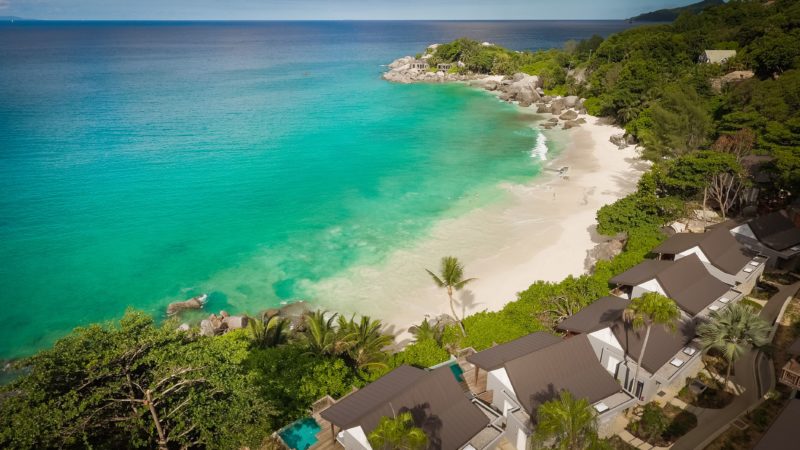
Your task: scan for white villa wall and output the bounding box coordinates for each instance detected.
[632,278,667,298]
[486,368,516,413]
[677,246,710,264]
[341,427,371,450]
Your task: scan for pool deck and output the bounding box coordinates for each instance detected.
[309,414,340,450]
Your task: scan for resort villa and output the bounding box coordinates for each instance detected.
[698,49,737,64]
[319,365,505,450]
[308,220,784,450]
[557,296,699,403]
[652,227,766,291]
[465,332,634,447]
[727,211,800,270]
[609,254,744,318]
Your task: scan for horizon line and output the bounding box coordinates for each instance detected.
[2,18,637,23]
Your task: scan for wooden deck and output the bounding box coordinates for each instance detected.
[460,362,493,404]
[309,414,340,450]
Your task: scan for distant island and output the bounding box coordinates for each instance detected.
[0,16,31,22]
[629,0,725,22]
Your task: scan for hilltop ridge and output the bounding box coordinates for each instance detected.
[629,0,725,22]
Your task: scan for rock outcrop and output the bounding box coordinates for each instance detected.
[167,294,208,316]
[200,310,250,336]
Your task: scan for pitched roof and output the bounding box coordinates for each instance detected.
[609,260,673,286]
[654,228,752,275]
[466,332,561,371]
[320,365,489,450]
[656,254,732,316]
[748,211,800,251]
[556,297,696,374]
[652,233,705,255]
[754,399,800,450]
[503,335,621,416]
[556,296,630,334]
[610,320,695,374]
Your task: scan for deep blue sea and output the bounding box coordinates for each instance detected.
[0,20,637,358]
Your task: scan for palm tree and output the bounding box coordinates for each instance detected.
[368,411,428,450]
[697,302,771,391]
[425,256,476,336]
[249,313,290,349]
[408,317,445,345]
[302,310,339,356]
[337,315,394,371]
[622,292,681,398]
[534,390,600,450]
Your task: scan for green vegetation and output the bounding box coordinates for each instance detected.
[623,292,681,394]
[534,390,602,450]
[0,311,274,449]
[425,256,476,336]
[367,412,428,450]
[629,0,725,23]
[4,1,800,448]
[628,402,697,446]
[698,303,772,390]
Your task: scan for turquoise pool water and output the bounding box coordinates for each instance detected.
[279,417,321,450]
[449,362,465,382]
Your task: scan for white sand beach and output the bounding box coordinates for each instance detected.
[307,114,649,342]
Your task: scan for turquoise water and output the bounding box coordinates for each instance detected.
[279,417,321,450]
[449,362,465,382]
[0,21,636,359]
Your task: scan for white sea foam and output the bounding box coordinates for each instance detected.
[531,130,548,160]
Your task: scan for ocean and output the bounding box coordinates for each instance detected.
[0,20,637,358]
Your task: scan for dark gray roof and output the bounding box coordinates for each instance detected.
[556,296,630,334]
[652,233,705,255]
[611,320,695,374]
[754,398,800,450]
[466,332,561,371]
[749,211,800,251]
[504,335,621,416]
[696,227,753,275]
[655,228,752,275]
[609,260,673,286]
[320,365,489,450]
[789,336,800,356]
[656,254,732,316]
[556,296,695,373]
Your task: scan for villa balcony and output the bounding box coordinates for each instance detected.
[779,359,800,390]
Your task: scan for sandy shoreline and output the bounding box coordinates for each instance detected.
[307,109,648,343]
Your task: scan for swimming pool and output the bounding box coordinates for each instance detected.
[279,417,321,450]
[449,362,465,382]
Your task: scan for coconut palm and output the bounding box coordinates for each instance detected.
[249,313,290,349]
[338,315,394,371]
[534,390,600,450]
[622,292,681,398]
[302,310,339,356]
[408,317,445,345]
[368,412,428,450]
[697,302,771,391]
[425,256,476,336]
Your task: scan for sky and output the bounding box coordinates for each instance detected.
[1,0,701,20]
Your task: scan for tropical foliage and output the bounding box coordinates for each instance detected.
[534,390,601,450]
[697,303,771,390]
[426,256,476,336]
[367,412,428,450]
[0,311,273,450]
[622,293,681,396]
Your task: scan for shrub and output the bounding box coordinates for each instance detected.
[392,339,450,368]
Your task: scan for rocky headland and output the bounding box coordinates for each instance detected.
[384,54,637,143]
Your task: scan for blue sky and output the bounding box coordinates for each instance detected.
[2,0,700,20]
